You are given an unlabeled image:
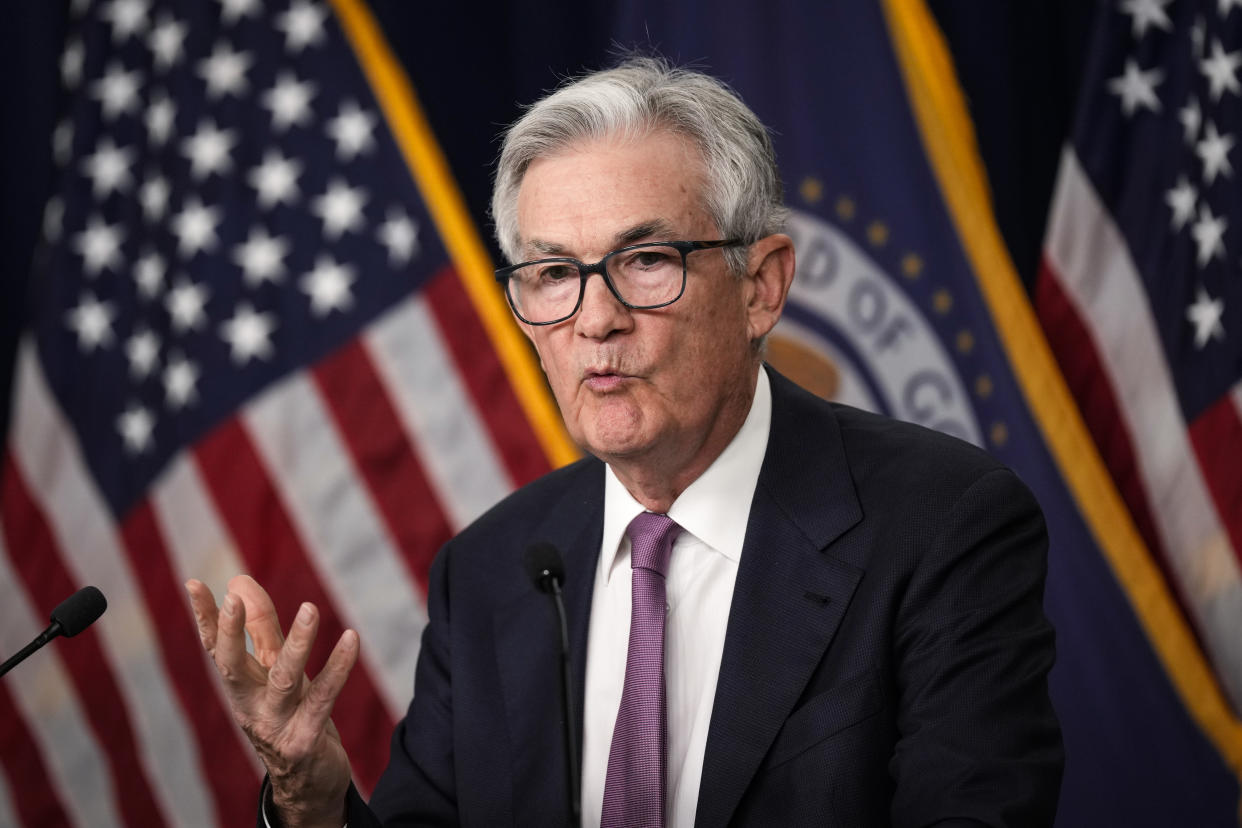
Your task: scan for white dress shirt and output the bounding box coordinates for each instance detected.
[580,369,772,828]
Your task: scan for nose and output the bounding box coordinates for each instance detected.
[574,272,632,340]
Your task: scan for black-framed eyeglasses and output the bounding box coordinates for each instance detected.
[494,239,741,325]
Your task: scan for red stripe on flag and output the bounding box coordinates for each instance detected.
[119,500,261,825]
[1188,393,1242,567]
[1035,260,1170,565]
[424,266,555,486]
[312,338,452,595]
[1032,258,1221,646]
[0,455,166,828]
[192,419,395,792]
[0,680,71,828]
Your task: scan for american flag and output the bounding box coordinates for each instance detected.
[1039,0,1242,718]
[0,0,569,825]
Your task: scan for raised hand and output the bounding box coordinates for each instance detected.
[186,575,359,828]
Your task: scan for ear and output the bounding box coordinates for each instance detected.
[742,233,795,343]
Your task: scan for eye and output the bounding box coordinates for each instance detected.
[533,262,578,283]
[619,247,679,272]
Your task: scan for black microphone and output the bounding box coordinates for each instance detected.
[0,586,107,677]
[523,543,580,828]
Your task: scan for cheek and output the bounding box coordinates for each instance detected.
[682,302,745,369]
[532,338,584,416]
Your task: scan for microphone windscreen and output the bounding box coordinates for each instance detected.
[523,542,565,593]
[50,586,107,637]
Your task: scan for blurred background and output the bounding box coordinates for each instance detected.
[2,0,1240,826]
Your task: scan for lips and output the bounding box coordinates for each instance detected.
[582,367,629,391]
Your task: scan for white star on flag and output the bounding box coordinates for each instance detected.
[198,42,252,99]
[42,197,64,243]
[1165,176,1197,230]
[327,100,377,160]
[1200,40,1241,101]
[233,227,290,285]
[81,137,135,198]
[275,0,328,52]
[171,197,222,257]
[52,120,74,166]
[220,303,278,364]
[91,61,143,120]
[1178,97,1201,144]
[1120,0,1173,37]
[1191,204,1228,266]
[216,0,260,24]
[65,293,117,351]
[61,39,84,88]
[1195,121,1234,183]
[262,73,317,132]
[145,93,177,145]
[1107,58,1164,116]
[248,150,303,208]
[1186,286,1225,348]
[163,355,201,408]
[165,278,211,332]
[117,404,156,454]
[301,255,356,316]
[140,173,171,221]
[147,13,187,71]
[125,328,161,378]
[312,178,368,238]
[101,0,149,43]
[133,249,166,298]
[378,208,419,265]
[73,215,125,275]
[181,119,239,180]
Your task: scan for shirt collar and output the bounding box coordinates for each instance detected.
[599,368,773,583]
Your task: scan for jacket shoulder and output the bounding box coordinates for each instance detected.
[767,368,1028,518]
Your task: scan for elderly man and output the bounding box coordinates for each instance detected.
[187,58,1062,827]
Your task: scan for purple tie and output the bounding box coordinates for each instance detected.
[601,512,681,828]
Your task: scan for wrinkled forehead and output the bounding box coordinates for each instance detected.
[513,131,712,258]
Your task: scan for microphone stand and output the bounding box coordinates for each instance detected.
[0,622,64,677]
[548,576,581,828]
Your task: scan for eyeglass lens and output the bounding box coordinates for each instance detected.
[508,243,685,324]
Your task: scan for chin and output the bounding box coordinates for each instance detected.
[579,419,655,462]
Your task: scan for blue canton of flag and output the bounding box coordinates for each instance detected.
[42,0,431,517]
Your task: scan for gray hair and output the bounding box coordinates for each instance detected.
[491,56,789,274]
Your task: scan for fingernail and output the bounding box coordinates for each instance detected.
[296,603,313,626]
[220,594,236,616]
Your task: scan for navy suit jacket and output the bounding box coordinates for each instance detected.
[339,368,1062,826]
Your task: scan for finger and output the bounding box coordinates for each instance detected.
[214,591,262,687]
[228,574,286,666]
[185,579,220,654]
[299,629,359,734]
[264,602,320,713]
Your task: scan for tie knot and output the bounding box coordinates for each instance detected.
[625,512,680,576]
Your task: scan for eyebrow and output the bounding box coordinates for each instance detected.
[525,219,680,259]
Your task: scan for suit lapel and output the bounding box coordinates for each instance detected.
[695,369,864,828]
[492,460,604,822]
